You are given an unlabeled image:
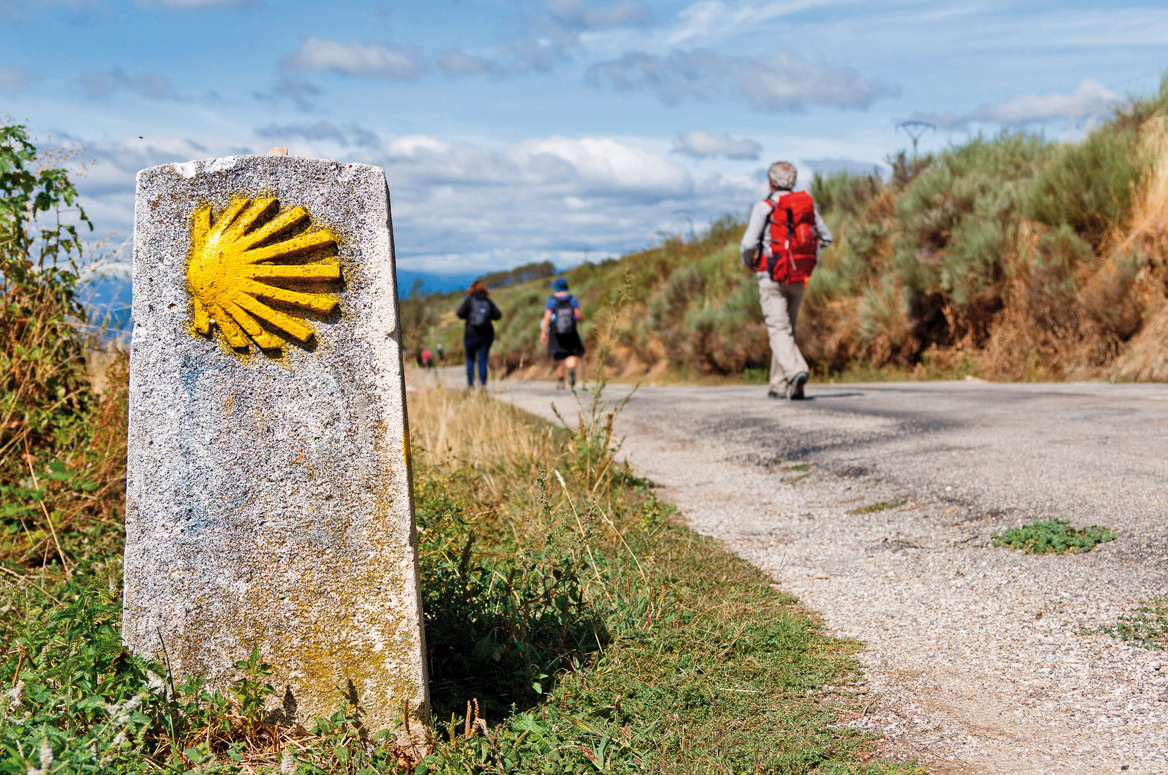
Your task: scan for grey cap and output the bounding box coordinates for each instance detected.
[768,161,797,190]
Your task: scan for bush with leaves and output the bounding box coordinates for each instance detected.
[0,125,122,573]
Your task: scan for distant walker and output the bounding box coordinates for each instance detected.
[456,279,502,388]
[540,276,584,389]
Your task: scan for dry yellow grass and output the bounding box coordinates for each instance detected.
[407,385,551,471]
[1113,117,1168,381]
[1122,117,1168,254]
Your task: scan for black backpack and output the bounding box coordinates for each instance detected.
[552,296,576,336]
[468,296,492,328]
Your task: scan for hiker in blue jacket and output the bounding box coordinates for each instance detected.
[540,277,584,389]
[456,279,502,388]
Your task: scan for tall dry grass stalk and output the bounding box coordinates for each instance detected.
[1121,117,1168,253]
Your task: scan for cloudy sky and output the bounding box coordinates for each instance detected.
[2,0,1165,280]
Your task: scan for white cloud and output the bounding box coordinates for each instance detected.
[79,67,175,100]
[378,133,693,198]
[588,49,894,111]
[0,65,37,93]
[545,0,650,31]
[975,78,1122,124]
[253,77,321,112]
[382,136,522,187]
[0,0,99,22]
[283,37,423,79]
[513,136,693,195]
[733,52,895,110]
[437,50,502,76]
[364,134,709,270]
[135,0,254,7]
[909,78,1126,129]
[488,0,655,75]
[257,121,380,149]
[663,0,866,49]
[63,130,723,276]
[673,129,760,160]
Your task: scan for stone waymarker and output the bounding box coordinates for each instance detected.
[123,155,428,744]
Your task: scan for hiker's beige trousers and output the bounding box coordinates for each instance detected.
[758,275,808,392]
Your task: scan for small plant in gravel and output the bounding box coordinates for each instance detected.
[991,518,1117,554]
[846,499,907,515]
[781,462,812,485]
[1107,598,1168,651]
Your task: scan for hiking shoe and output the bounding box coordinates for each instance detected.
[767,390,782,399]
[786,372,808,400]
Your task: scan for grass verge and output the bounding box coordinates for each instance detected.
[409,386,922,774]
[0,378,923,773]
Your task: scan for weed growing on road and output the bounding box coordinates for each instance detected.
[1107,598,1168,651]
[991,518,1117,554]
[846,499,908,515]
[781,462,813,485]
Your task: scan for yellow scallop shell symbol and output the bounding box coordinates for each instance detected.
[186,197,341,352]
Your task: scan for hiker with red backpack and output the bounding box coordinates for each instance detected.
[540,277,584,389]
[740,161,833,400]
[456,279,503,388]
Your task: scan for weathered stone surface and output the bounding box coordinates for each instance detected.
[124,155,428,744]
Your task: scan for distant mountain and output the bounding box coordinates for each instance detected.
[396,269,480,297]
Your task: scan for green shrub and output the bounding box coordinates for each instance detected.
[1029,223,1096,295]
[0,125,117,573]
[894,134,1048,310]
[1025,125,1147,249]
[810,171,883,218]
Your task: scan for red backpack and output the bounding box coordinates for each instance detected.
[756,190,819,284]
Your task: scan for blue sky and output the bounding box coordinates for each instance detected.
[2,0,1165,282]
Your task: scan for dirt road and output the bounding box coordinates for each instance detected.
[492,378,1168,774]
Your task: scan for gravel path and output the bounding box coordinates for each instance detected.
[493,379,1168,775]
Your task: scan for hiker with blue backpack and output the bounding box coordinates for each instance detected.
[540,277,584,389]
[456,279,503,389]
[740,161,833,401]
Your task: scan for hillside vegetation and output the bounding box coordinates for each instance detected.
[417,79,1168,383]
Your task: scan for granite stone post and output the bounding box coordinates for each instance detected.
[123,155,428,745]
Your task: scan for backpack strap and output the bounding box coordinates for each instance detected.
[758,192,780,273]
